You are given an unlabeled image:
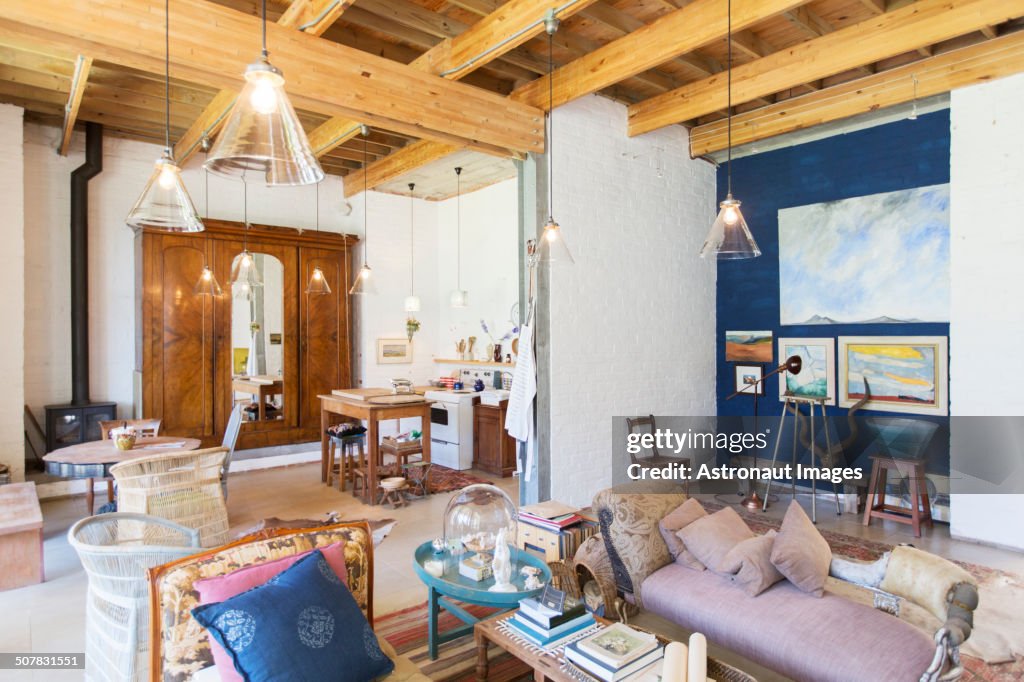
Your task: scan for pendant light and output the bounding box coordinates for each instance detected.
[699,0,761,260]
[404,182,421,313]
[231,178,263,299]
[204,0,323,186]
[306,182,332,294]
[536,11,573,265]
[450,167,468,308]
[126,0,203,232]
[349,126,376,295]
[194,264,223,296]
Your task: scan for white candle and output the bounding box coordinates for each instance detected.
[663,641,688,682]
[687,633,707,682]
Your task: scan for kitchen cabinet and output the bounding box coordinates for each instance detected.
[472,400,516,477]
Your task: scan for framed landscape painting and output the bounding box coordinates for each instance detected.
[838,336,948,415]
[778,338,835,405]
[725,330,773,363]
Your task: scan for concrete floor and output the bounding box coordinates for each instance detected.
[1,462,1021,681]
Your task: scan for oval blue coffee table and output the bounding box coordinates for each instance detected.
[413,541,551,660]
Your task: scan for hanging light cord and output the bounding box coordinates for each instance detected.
[315,181,320,234]
[363,130,369,265]
[547,30,554,220]
[164,0,171,153]
[242,175,249,252]
[261,0,269,59]
[204,168,209,218]
[409,183,415,296]
[456,167,462,290]
[726,0,733,197]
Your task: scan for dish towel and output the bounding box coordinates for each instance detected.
[505,323,536,481]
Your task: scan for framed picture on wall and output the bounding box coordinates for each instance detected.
[838,336,948,415]
[377,338,413,364]
[734,364,765,396]
[725,330,773,363]
[778,338,836,405]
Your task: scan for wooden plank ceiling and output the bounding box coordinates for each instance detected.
[1,0,1022,200]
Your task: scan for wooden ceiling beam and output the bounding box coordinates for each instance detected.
[0,0,544,158]
[689,30,1024,156]
[174,0,353,165]
[343,140,459,197]
[628,0,1024,136]
[307,0,596,160]
[350,0,804,193]
[58,54,91,155]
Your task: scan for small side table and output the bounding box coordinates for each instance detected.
[863,454,933,537]
[0,482,44,590]
[412,541,551,660]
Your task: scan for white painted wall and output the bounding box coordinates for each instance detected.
[435,178,520,365]
[0,104,25,481]
[21,122,518,444]
[546,95,718,507]
[948,72,1024,551]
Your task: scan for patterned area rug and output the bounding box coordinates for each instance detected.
[705,500,1024,681]
[377,602,531,682]
[423,465,490,495]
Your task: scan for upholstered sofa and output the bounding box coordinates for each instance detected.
[591,489,978,682]
[148,521,428,682]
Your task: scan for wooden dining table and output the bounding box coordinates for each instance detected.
[44,436,202,514]
[319,393,432,505]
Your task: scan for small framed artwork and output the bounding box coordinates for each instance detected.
[377,338,412,364]
[838,336,948,415]
[778,337,836,405]
[734,364,765,396]
[232,348,249,375]
[269,333,282,345]
[726,330,773,363]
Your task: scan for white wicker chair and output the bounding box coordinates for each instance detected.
[68,512,200,682]
[110,447,230,548]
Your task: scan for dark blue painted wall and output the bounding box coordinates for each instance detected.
[715,111,951,473]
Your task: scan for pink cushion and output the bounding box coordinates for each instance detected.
[194,543,348,682]
[770,501,832,597]
[677,506,754,574]
[717,530,785,596]
[658,498,708,571]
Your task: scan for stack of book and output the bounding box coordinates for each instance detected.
[564,623,664,682]
[518,500,584,532]
[504,596,596,650]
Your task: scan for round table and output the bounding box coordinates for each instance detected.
[44,436,202,514]
[413,540,552,660]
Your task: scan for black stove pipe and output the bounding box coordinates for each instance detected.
[70,122,103,405]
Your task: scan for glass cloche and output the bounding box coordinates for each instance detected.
[443,484,517,559]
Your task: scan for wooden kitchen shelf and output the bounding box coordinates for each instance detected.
[434,358,516,369]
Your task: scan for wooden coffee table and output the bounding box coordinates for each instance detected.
[474,612,757,682]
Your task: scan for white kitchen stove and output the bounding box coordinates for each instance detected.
[424,389,479,470]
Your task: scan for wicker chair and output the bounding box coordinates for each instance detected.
[110,448,230,548]
[68,512,200,682]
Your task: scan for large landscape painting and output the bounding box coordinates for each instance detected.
[779,184,950,326]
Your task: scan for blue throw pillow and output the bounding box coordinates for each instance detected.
[192,550,394,682]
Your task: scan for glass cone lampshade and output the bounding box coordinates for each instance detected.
[306,266,332,295]
[404,295,422,313]
[700,194,761,260]
[126,153,204,232]
[450,289,468,308]
[349,264,376,295]
[204,58,324,186]
[231,250,263,288]
[194,266,223,296]
[536,218,574,264]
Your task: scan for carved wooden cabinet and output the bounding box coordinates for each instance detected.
[472,400,517,477]
[136,220,357,449]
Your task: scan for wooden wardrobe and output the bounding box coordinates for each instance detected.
[136,219,358,449]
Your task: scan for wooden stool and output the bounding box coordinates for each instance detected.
[402,461,432,497]
[0,482,44,590]
[327,434,366,492]
[863,454,933,537]
[378,477,409,508]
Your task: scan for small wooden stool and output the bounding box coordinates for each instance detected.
[0,482,44,590]
[327,434,366,492]
[378,477,409,508]
[380,437,423,475]
[863,454,933,537]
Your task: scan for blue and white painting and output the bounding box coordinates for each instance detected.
[779,185,950,326]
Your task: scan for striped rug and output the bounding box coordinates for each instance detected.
[376,602,533,681]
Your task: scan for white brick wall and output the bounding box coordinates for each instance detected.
[949,73,1024,550]
[0,104,25,480]
[546,96,717,507]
